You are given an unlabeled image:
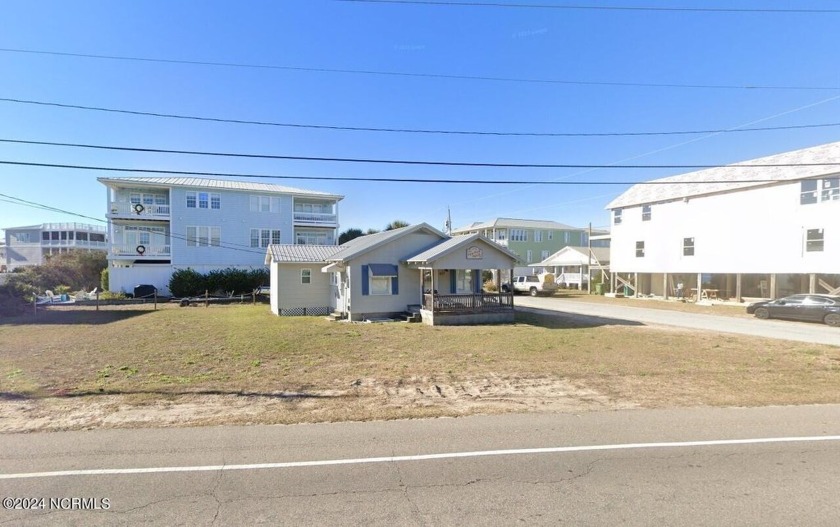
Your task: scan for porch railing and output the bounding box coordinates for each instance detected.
[109,202,171,217]
[111,244,171,257]
[293,212,337,224]
[423,292,514,313]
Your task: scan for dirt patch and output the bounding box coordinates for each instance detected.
[0,376,633,433]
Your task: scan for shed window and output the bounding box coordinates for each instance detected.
[301,269,311,284]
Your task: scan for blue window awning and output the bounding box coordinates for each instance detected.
[368,263,398,277]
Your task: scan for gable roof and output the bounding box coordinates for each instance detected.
[451,217,581,233]
[327,223,448,262]
[98,176,343,199]
[606,140,840,209]
[265,244,347,264]
[534,246,610,267]
[406,233,519,264]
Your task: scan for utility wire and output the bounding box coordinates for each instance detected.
[334,0,840,13]
[1,160,835,184]
[4,98,840,137]
[0,48,835,91]
[3,139,840,170]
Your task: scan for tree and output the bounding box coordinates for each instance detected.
[338,228,364,244]
[384,220,410,231]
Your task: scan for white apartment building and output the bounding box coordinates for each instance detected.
[99,176,343,295]
[2,223,108,272]
[606,141,840,301]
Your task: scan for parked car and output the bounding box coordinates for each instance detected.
[501,274,558,296]
[746,294,840,327]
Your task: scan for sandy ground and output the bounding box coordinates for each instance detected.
[0,376,635,433]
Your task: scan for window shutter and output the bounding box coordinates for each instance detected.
[391,270,399,295]
[361,265,369,296]
[473,269,481,293]
[449,271,456,294]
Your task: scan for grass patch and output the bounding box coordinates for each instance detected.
[1,304,839,428]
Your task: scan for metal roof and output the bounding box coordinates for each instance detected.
[534,246,610,267]
[451,217,583,233]
[98,176,343,199]
[606,140,840,210]
[407,233,519,264]
[266,244,347,263]
[327,223,448,262]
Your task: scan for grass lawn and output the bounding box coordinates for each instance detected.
[1,303,839,431]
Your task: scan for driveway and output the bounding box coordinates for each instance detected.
[516,296,840,346]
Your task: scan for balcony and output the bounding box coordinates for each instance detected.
[293,212,337,226]
[109,202,171,220]
[110,244,171,258]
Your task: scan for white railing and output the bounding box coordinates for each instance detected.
[111,244,171,257]
[293,212,337,224]
[43,240,108,248]
[109,202,171,217]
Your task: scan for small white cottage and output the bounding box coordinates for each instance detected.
[265,223,519,325]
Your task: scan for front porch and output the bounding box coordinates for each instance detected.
[420,292,515,325]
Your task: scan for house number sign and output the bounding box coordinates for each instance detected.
[466,246,483,259]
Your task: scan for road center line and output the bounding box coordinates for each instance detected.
[3,435,840,480]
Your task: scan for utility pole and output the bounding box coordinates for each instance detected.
[587,222,592,294]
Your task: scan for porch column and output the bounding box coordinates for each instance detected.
[735,274,742,303]
[770,273,777,299]
[663,273,669,300]
[612,271,617,295]
[809,273,817,294]
[725,274,733,300]
[696,272,702,303]
[430,269,436,314]
[634,272,638,298]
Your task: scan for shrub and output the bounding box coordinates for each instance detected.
[483,280,498,292]
[168,268,208,298]
[100,268,109,291]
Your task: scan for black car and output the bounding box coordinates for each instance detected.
[746,294,840,327]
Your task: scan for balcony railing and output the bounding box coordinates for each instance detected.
[293,212,337,225]
[43,240,108,248]
[109,202,171,218]
[423,292,514,313]
[111,244,171,257]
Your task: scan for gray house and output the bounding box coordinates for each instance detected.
[266,223,519,325]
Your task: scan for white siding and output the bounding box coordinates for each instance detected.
[610,181,839,274]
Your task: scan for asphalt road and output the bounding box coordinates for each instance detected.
[515,296,840,346]
[3,406,840,525]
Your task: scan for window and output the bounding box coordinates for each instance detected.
[534,231,543,242]
[806,229,824,252]
[301,269,311,284]
[296,231,332,245]
[363,264,398,296]
[13,233,32,243]
[635,241,645,258]
[800,180,818,204]
[683,237,695,256]
[76,232,88,241]
[541,250,550,260]
[456,269,474,293]
[510,229,528,242]
[186,192,219,209]
[42,232,50,241]
[187,226,220,247]
[822,178,840,201]
[614,209,623,225]
[90,233,106,243]
[250,229,281,248]
[526,250,533,263]
[547,231,553,240]
[495,229,507,241]
[642,205,652,221]
[250,195,281,213]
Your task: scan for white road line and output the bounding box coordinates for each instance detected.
[3,435,840,480]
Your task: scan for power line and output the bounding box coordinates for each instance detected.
[1,159,836,184]
[334,0,840,13]
[0,48,835,91]
[4,98,840,137]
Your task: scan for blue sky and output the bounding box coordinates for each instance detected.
[1,0,839,237]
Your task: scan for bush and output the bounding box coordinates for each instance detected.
[169,268,269,298]
[0,281,37,316]
[100,268,109,291]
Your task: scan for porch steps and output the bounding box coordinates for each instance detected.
[325,311,346,321]
[401,304,422,323]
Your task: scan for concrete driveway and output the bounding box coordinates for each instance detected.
[516,296,840,346]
